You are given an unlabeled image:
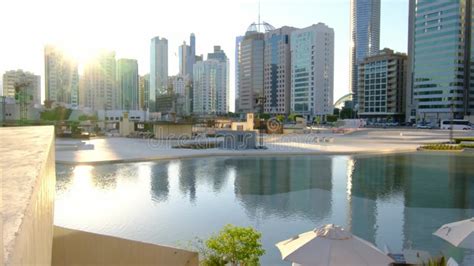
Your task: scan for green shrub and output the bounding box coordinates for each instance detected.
[453,137,474,144]
[202,224,265,266]
[460,143,474,149]
[419,144,463,151]
[423,256,446,266]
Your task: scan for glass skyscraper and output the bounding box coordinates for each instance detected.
[82,51,117,111]
[179,34,196,79]
[117,59,139,110]
[237,31,265,113]
[44,45,79,108]
[150,36,168,112]
[411,0,473,122]
[264,26,296,115]
[349,0,381,103]
[234,36,244,112]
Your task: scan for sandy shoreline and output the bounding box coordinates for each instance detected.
[55,129,474,165]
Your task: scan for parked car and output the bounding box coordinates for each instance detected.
[416,123,434,129]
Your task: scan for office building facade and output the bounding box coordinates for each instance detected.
[117,59,139,110]
[349,0,381,104]
[44,45,79,108]
[82,51,117,111]
[234,36,244,112]
[290,23,334,121]
[139,74,150,110]
[237,31,265,113]
[193,55,229,115]
[358,48,407,122]
[150,36,168,111]
[410,0,474,123]
[264,26,296,115]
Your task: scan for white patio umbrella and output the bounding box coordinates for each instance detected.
[433,217,474,249]
[276,224,394,266]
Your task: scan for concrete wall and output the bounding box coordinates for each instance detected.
[154,124,193,139]
[1,126,56,266]
[52,226,199,266]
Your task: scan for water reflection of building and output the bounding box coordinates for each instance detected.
[232,156,333,221]
[90,164,120,190]
[347,154,409,244]
[150,162,170,202]
[178,160,198,202]
[402,154,474,254]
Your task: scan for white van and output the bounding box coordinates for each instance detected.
[440,120,472,130]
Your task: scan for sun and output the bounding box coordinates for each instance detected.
[51,41,96,65]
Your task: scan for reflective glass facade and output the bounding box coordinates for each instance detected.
[413,0,472,121]
[117,59,139,110]
[264,27,295,115]
[150,37,168,112]
[350,0,381,98]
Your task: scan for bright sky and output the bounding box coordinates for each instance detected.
[0,0,408,111]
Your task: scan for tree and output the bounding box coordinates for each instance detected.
[339,107,355,119]
[40,106,72,121]
[326,115,338,123]
[288,113,301,122]
[275,115,285,122]
[44,100,55,109]
[78,114,98,121]
[203,224,265,266]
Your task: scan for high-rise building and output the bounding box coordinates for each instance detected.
[349,0,381,104]
[409,0,474,123]
[44,45,79,108]
[168,75,190,116]
[82,51,117,111]
[237,30,265,113]
[150,36,168,111]
[234,36,244,112]
[264,26,296,115]
[2,70,41,106]
[117,59,139,110]
[170,75,186,96]
[405,0,417,123]
[178,34,196,80]
[291,23,334,121]
[189,33,196,79]
[358,48,407,122]
[179,42,191,77]
[139,74,150,110]
[207,45,227,63]
[193,48,229,115]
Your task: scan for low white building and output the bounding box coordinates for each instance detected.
[0,96,41,121]
[97,110,150,122]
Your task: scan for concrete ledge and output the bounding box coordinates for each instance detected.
[1,126,56,266]
[52,226,199,266]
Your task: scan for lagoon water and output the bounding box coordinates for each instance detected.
[55,153,474,265]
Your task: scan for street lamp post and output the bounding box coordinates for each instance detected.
[256,96,266,148]
[449,98,454,144]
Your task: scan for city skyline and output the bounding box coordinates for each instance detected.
[0,0,408,111]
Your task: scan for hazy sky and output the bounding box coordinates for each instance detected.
[0,0,408,111]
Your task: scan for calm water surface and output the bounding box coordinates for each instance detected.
[55,153,474,265]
